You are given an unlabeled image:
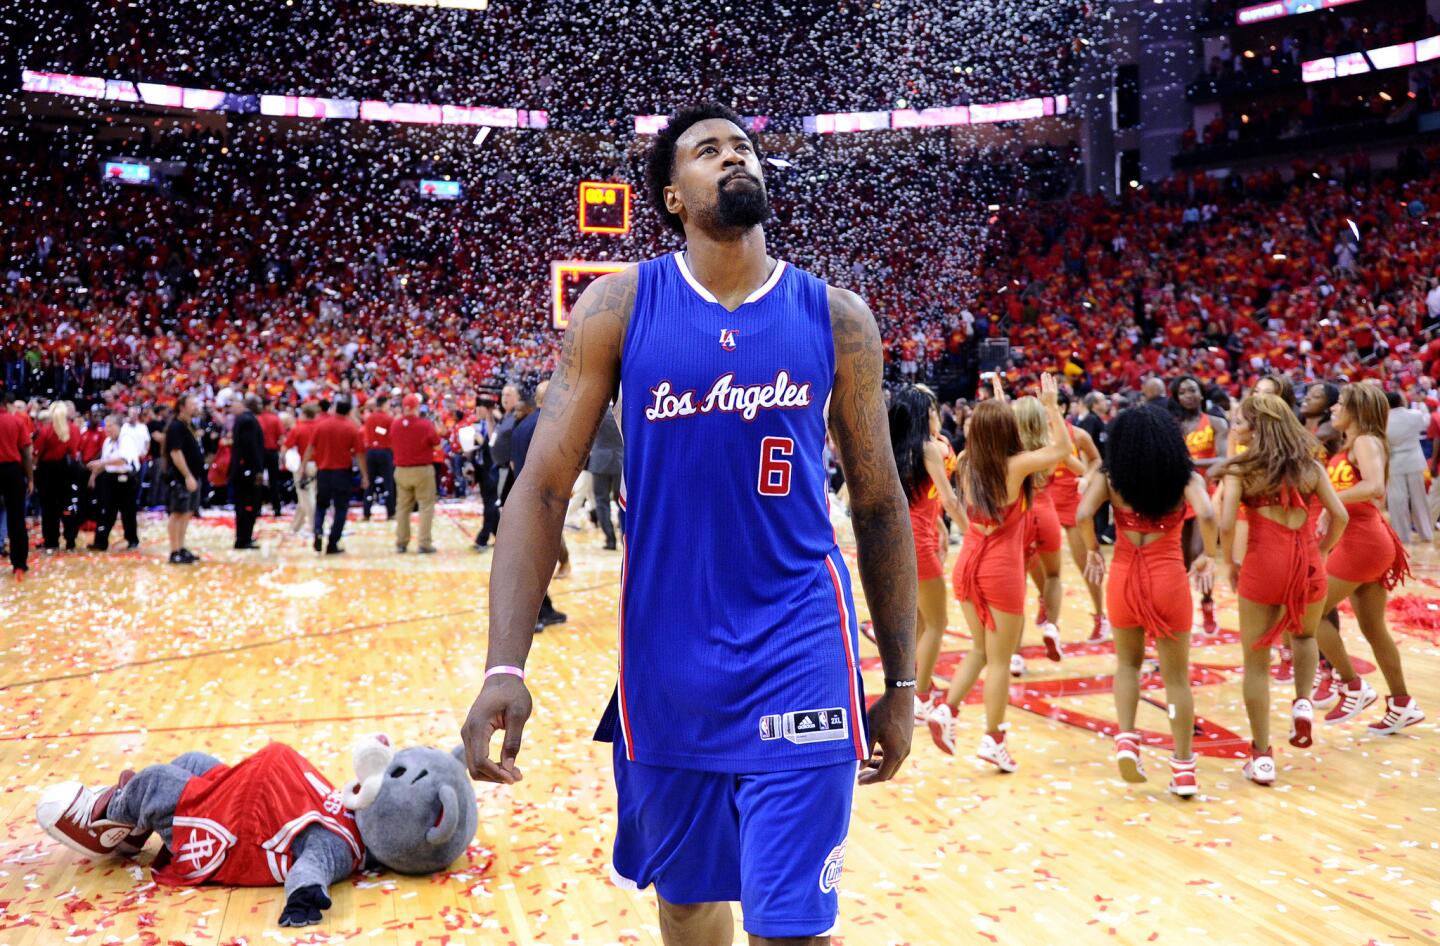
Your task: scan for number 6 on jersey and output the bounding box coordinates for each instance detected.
[758,436,794,496]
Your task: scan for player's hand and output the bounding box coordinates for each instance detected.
[278,884,331,927]
[185,475,198,493]
[1038,372,1059,409]
[1190,554,1215,596]
[361,476,371,491]
[1084,548,1107,587]
[461,673,532,784]
[859,688,913,786]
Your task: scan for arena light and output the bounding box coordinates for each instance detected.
[1235,0,1361,26]
[374,0,489,8]
[551,261,635,329]
[578,181,632,235]
[1302,34,1440,84]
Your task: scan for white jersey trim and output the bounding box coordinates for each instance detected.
[672,252,788,307]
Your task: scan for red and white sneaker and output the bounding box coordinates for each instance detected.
[1289,698,1313,748]
[859,621,877,645]
[978,726,1018,773]
[927,702,957,755]
[36,777,142,858]
[1275,646,1294,682]
[1242,745,1276,786]
[1312,668,1338,710]
[1367,695,1425,735]
[1042,623,1063,662]
[1324,677,1378,724]
[1200,598,1219,637]
[1088,614,1112,643]
[1114,730,1146,783]
[913,692,936,724]
[1167,756,1198,798]
[1009,653,1026,677]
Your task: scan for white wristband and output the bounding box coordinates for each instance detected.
[485,665,526,682]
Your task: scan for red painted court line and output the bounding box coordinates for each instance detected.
[1,708,443,742]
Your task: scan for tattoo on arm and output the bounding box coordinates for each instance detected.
[827,286,917,683]
[486,268,636,669]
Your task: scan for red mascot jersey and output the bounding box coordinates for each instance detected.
[152,743,365,887]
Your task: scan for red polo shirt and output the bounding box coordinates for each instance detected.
[33,423,82,462]
[284,418,318,457]
[259,412,284,451]
[78,426,106,461]
[310,415,362,471]
[362,412,394,450]
[390,415,440,467]
[0,412,27,464]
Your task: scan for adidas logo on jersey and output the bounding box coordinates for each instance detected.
[781,708,848,745]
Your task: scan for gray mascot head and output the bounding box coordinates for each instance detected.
[341,734,478,875]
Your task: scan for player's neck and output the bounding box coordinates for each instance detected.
[682,228,773,310]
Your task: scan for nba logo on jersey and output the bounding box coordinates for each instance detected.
[718,328,738,351]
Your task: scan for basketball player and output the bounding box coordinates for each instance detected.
[461,104,917,945]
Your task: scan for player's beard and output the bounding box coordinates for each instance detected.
[710,175,770,232]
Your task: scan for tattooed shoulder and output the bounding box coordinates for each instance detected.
[827,285,877,359]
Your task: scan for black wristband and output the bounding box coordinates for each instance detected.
[885,678,917,689]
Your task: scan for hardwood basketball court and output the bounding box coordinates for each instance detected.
[0,503,1435,944]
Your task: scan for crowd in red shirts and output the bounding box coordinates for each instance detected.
[4,134,1440,426]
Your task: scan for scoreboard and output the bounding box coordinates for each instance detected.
[578,181,631,234]
[551,260,635,329]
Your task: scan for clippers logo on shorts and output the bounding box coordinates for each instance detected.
[719,328,739,351]
[783,708,848,745]
[818,840,846,894]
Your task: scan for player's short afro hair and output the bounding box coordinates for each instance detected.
[646,103,758,236]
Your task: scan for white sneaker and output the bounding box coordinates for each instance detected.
[1009,653,1026,677]
[36,781,132,857]
[1114,730,1146,783]
[913,693,936,724]
[1367,696,1425,734]
[1325,677,1379,723]
[927,702,956,755]
[1042,623,1063,662]
[978,726,1018,773]
[1242,747,1276,786]
[1289,698,1313,748]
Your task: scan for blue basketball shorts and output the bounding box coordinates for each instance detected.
[609,740,857,938]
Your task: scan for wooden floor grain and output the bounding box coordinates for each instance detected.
[0,503,1436,945]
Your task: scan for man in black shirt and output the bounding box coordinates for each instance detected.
[165,395,204,564]
[230,394,266,549]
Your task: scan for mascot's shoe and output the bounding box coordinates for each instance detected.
[37,770,148,857]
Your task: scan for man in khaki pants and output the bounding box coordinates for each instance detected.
[391,393,441,553]
[284,403,321,534]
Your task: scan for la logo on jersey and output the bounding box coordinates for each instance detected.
[719,328,738,351]
[818,839,846,894]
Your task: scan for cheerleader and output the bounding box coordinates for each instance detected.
[1171,375,1227,636]
[887,385,961,721]
[928,374,1071,771]
[1042,391,1107,642]
[1219,394,1348,785]
[1076,405,1217,797]
[1315,384,1425,733]
[1013,397,1065,676]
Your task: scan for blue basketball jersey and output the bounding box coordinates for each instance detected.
[594,251,867,773]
